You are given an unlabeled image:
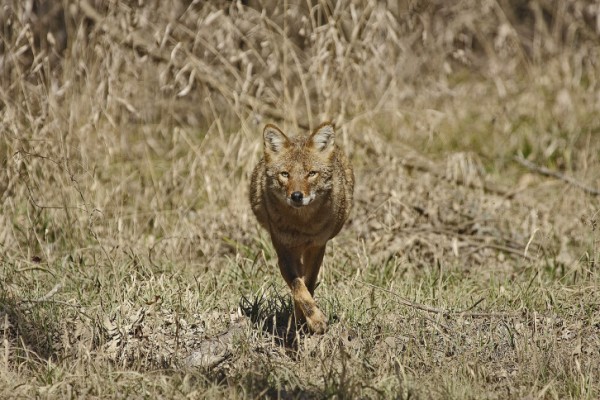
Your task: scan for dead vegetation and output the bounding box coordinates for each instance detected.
[1,0,600,398]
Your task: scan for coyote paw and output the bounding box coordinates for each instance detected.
[306,308,328,334]
[294,299,328,334]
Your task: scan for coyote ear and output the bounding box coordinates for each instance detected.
[310,123,335,152]
[263,124,289,154]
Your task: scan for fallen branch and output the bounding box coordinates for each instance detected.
[399,155,511,197]
[514,156,600,196]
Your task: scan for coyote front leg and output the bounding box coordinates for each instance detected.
[273,242,327,334]
[302,245,326,296]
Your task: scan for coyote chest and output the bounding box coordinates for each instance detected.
[249,122,354,333]
[264,193,337,247]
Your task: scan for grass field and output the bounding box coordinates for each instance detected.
[1,1,600,398]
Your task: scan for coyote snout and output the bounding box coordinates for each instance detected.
[288,191,314,207]
[249,122,354,333]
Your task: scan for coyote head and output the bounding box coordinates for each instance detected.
[262,123,336,208]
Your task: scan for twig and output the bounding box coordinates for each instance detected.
[401,226,537,261]
[467,241,535,261]
[359,280,518,318]
[19,284,95,320]
[21,283,63,305]
[514,156,600,196]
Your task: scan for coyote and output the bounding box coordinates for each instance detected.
[249,122,354,333]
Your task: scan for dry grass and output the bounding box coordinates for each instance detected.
[1,0,600,398]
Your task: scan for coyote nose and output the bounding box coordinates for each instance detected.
[290,191,303,203]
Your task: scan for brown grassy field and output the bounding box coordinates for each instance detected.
[1,1,600,398]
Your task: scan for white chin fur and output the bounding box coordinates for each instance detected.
[286,193,315,207]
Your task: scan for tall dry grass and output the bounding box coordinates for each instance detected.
[2,0,599,256]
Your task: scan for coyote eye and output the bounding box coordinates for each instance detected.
[308,171,318,177]
[280,172,289,178]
